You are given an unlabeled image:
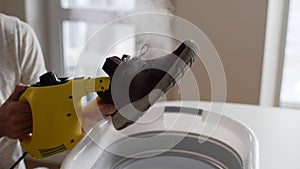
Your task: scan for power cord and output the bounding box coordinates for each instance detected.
[9,151,27,169]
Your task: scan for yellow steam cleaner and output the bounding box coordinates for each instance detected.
[19,71,110,159]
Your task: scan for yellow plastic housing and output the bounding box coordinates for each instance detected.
[19,77,110,159]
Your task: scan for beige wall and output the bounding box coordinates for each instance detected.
[0,0,26,20]
[174,0,268,104]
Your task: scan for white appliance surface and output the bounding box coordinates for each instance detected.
[61,101,266,169]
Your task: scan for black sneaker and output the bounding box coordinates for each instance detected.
[97,40,199,130]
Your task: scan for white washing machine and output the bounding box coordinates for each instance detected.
[61,102,259,169]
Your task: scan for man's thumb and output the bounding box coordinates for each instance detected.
[8,84,28,101]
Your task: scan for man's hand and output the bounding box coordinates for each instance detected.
[82,96,116,132]
[96,96,116,116]
[0,84,32,139]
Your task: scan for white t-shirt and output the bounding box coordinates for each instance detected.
[0,13,46,169]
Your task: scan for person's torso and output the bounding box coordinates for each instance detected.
[0,13,22,104]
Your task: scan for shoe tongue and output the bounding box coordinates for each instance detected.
[103,56,148,78]
[102,56,122,77]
